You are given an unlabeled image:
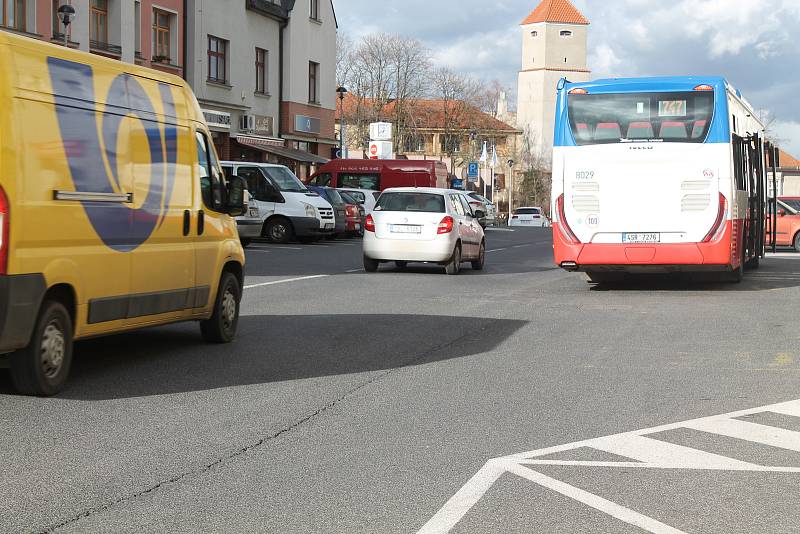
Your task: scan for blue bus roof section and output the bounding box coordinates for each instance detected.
[562,76,730,95]
[554,76,732,147]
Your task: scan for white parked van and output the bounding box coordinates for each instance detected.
[222,162,334,243]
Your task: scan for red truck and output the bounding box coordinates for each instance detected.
[306,159,448,191]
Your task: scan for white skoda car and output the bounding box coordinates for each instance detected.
[363,188,486,274]
[509,206,549,227]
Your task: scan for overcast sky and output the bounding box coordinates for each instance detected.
[335,0,800,155]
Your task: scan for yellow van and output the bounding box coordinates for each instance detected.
[0,32,247,395]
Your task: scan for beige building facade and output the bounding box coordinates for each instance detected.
[516,0,590,161]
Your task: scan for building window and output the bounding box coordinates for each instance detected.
[560,30,573,37]
[530,30,538,37]
[255,48,268,94]
[208,35,228,84]
[308,61,319,104]
[152,8,172,61]
[440,135,461,154]
[52,0,63,37]
[403,135,425,153]
[134,1,141,56]
[310,0,319,21]
[2,0,26,31]
[90,0,108,45]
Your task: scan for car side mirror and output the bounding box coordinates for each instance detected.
[474,209,486,219]
[778,209,787,217]
[226,176,247,217]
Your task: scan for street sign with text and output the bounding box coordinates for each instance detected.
[467,162,479,182]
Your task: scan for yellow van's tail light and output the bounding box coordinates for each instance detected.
[0,185,8,274]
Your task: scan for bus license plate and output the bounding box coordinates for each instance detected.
[623,233,660,243]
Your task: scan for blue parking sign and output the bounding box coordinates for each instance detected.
[467,162,479,181]
[451,178,464,190]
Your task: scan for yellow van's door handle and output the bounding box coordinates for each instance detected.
[198,210,205,236]
[183,210,191,236]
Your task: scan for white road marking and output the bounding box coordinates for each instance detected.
[244,275,328,290]
[345,269,364,273]
[420,398,800,534]
[252,245,302,251]
[682,418,800,452]
[505,463,687,534]
[245,249,271,254]
[487,248,507,253]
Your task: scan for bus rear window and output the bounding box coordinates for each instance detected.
[567,91,714,145]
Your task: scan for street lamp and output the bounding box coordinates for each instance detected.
[507,159,515,224]
[57,4,76,48]
[336,86,348,159]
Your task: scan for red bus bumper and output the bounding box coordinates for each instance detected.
[552,220,740,273]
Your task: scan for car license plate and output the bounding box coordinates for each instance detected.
[390,224,421,234]
[324,223,334,230]
[623,232,660,243]
[248,207,259,218]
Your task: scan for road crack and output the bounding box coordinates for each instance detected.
[40,325,485,533]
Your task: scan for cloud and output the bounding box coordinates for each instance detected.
[335,0,800,146]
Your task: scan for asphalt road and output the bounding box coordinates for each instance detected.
[2,228,800,533]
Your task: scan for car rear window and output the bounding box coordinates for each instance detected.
[515,208,541,215]
[325,189,346,207]
[375,192,445,213]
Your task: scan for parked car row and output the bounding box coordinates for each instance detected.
[222,162,366,245]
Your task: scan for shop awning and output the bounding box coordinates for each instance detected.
[235,136,329,165]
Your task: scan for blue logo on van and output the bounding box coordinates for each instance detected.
[47,57,178,252]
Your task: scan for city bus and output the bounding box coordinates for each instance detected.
[551,76,767,283]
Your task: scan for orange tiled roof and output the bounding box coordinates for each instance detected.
[521,0,589,25]
[336,94,518,132]
[779,149,800,168]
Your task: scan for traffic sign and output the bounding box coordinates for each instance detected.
[451,179,464,190]
[467,162,479,181]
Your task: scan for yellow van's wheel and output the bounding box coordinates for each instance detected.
[200,272,241,343]
[10,301,73,396]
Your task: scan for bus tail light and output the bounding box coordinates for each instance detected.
[0,185,8,274]
[365,214,375,233]
[694,84,714,91]
[702,193,728,243]
[556,194,581,244]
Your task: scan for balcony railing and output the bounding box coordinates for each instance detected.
[90,40,122,55]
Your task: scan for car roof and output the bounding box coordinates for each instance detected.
[381,187,461,194]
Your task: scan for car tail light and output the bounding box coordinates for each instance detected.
[0,185,8,274]
[470,201,482,207]
[345,205,357,217]
[438,215,454,234]
[556,194,580,244]
[703,193,728,243]
[365,214,375,232]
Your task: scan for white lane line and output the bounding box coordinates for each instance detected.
[487,248,508,253]
[245,250,271,254]
[345,268,364,273]
[244,275,328,290]
[417,459,507,534]
[587,433,756,469]
[682,418,800,452]
[505,463,687,534]
[422,397,800,533]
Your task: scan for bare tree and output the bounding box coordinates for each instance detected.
[431,67,481,172]
[337,33,433,157]
[518,126,552,211]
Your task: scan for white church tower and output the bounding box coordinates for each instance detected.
[516,0,590,161]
